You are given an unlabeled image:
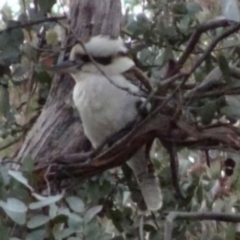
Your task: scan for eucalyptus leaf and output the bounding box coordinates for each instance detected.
[84,205,103,223]
[6,20,21,28]
[67,213,83,231]
[0,219,9,239]
[0,25,24,50]
[26,229,46,240]
[139,216,144,240]
[39,0,56,13]
[32,192,50,201]
[17,12,28,23]
[111,237,125,240]
[186,2,202,15]
[27,215,50,229]
[28,9,45,21]
[52,214,68,224]
[172,3,188,15]
[210,236,223,240]
[194,185,204,204]
[49,203,58,219]
[27,9,45,31]
[0,83,10,118]
[0,32,11,49]
[218,54,231,82]
[0,198,27,212]
[11,64,29,82]
[3,209,25,226]
[0,198,27,225]
[150,230,164,240]
[221,96,240,119]
[83,221,103,239]
[53,228,76,239]
[0,46,21,66]
[66,196,85,213]
[35,71,52,85]
[22,155,35,172]
[8,170,33,191]
[221,0,240,22]
[29,194,64,209]
[198,101,217,125]
[226,225,237,239]
[21,43,38,61]
[0,165,10,186]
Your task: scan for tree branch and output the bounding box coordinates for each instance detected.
[175,22,240,90]
[0,16,66,34]
[164,211,240,240]
[172,19,230,75]
[188,23,240,76]
[185,88,240,100]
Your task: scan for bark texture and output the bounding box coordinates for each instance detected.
[15,0,122,165]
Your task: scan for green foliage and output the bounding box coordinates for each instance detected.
[0,150,238,240]
[0,0,240,239]
[39,0,56,13]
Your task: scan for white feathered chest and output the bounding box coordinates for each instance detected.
[72,72,140,148]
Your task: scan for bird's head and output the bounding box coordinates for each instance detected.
[50,35,135,77]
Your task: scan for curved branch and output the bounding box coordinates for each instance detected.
[164,211,240,240]
[172,19,230,75]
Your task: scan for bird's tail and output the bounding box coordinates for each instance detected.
[127,148,162,211]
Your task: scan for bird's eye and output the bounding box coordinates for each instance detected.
[81,55,91,62]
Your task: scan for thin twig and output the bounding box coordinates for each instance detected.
[159,72,189,87]
[21,0,27,14]
[151,211,160,230]
[0,160,22,165]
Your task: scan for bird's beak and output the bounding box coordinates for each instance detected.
[49,60,84,74]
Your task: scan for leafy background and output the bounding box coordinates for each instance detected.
[0,0,240,239]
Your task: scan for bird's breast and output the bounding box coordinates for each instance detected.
[72,73,140,148]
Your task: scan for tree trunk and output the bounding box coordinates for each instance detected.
[15,0,122,166]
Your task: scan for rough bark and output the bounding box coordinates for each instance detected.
[15,0,122,165]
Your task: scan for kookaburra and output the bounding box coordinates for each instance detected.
[51,35,162,211]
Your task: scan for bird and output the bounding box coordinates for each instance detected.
[51,35,162,211]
